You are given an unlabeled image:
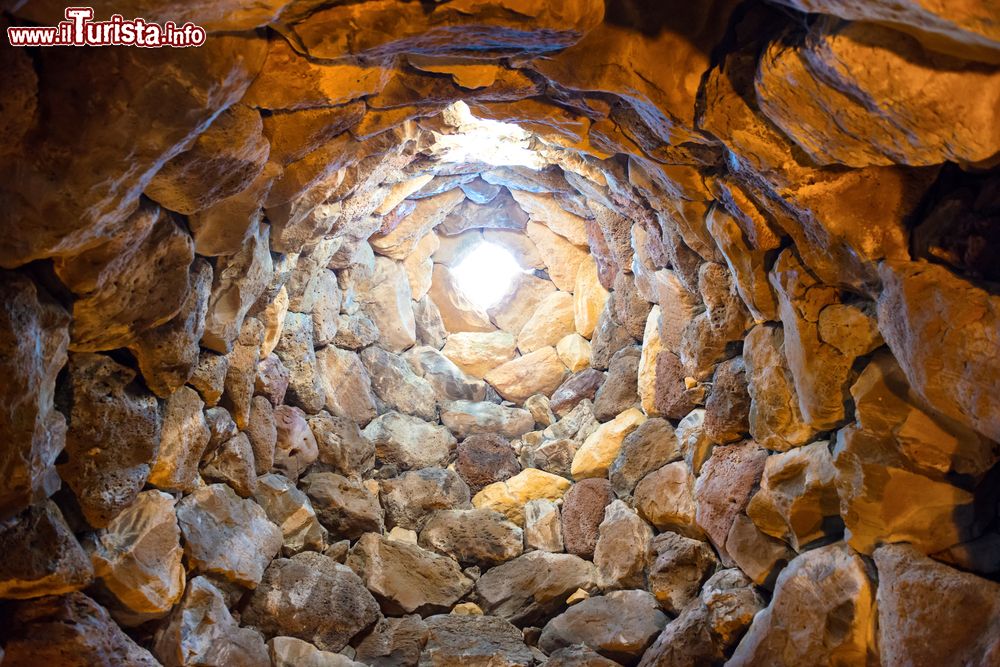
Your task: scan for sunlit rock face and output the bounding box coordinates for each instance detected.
[1,0,999,665]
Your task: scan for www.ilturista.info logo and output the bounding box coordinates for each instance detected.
[7,7,206,47]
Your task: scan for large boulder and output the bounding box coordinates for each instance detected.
[0,501,93,599]
[418,509,523,568]
[244,552,380,652]
[175,484,282,588]
[89,490,185,624]
[0,273,70,519]
[347,533,474,616]
[380,468,471,531]
[474,551,599,626]
[301,472,384,540]
[539,590,667,665]
[6,592,160,667]
[363,412,455,470]
[873,543,1000,667]
[728,543,876,667]
[153,576,269,667]
[419,614,533,667]
[60,353,161,528]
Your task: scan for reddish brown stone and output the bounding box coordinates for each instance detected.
[703,356,751,444]
[695,442,768,564]
[561,478,615,559]
[654,351,698,420]
[550,368,606,417]
[455,434,521,494]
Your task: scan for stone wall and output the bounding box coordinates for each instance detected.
[1,1,999,665]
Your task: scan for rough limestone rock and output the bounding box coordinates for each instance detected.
[877,259,1000,443]
[404,345,487,402]
[254,473,327,556]
[148,386,210,494]
[475,551,599,626]
[153,576,268,667]
[246,396,278,475]
[561,478,615,558]
[309,411,375,478]
[60,353,161,528]
[352,256,417,352]
[202,221,273,354]
[725,513,795,589]
[273,405,320,480]
[489,273,559,335]
[634,462,700,537]
[747,441,841,551]
[355,614,429,666]
[440,400,535,439]
[590,298,638,371]
[873,543,1000,667]
[525,220,589,292]
[275,312,327,414]
[575,256,611,338]
[347,533,474,615]
[131,258,212,397]
[190,352,229,407]
[0,273,70,519]
[517,291,576,353]
[0,500,94,599]
[61,206,196,353]
[770,249,882,430]
[571,408,647,480]
[609,418,680,498]
[442,330,518,378]
[593,500,654,591]
[648,531,719,615]
[419,614,534,667]
[485,346,569,404]
[6,592,159,667]
[455,433,522,494]
[255,353,290,406]
[419,509,523,568]
[695,442,768,563]
[362,346,439,422]
[728,543,875,667]
[245,552,380,653]
[756,19,1000,168]
[593,346,641,422]
[315,347,379,426]
[301,472,384,540]
[550,369,606,417]
[834,350,991,554]
[89,490,185,624]
[269,636,366,667]
[548,645,621,667]
[524,499,565,553]
[380,468,471,532]
[473,468,573,526]
[201,432,259,498]
[175,483,282,588]
[364,411,455,470]
[428,264,496,333]
[742,324,815,451]
[221,316,264,430]
[539,590,667,664]
[556,333,592,372]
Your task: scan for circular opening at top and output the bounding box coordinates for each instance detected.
[451,241,525,311]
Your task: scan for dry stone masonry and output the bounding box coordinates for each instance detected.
[1,0,999,665]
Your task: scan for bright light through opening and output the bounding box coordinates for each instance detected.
[430,101,544,169]
[451,242,525,311]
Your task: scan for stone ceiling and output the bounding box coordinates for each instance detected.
[1,0,1000,666]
